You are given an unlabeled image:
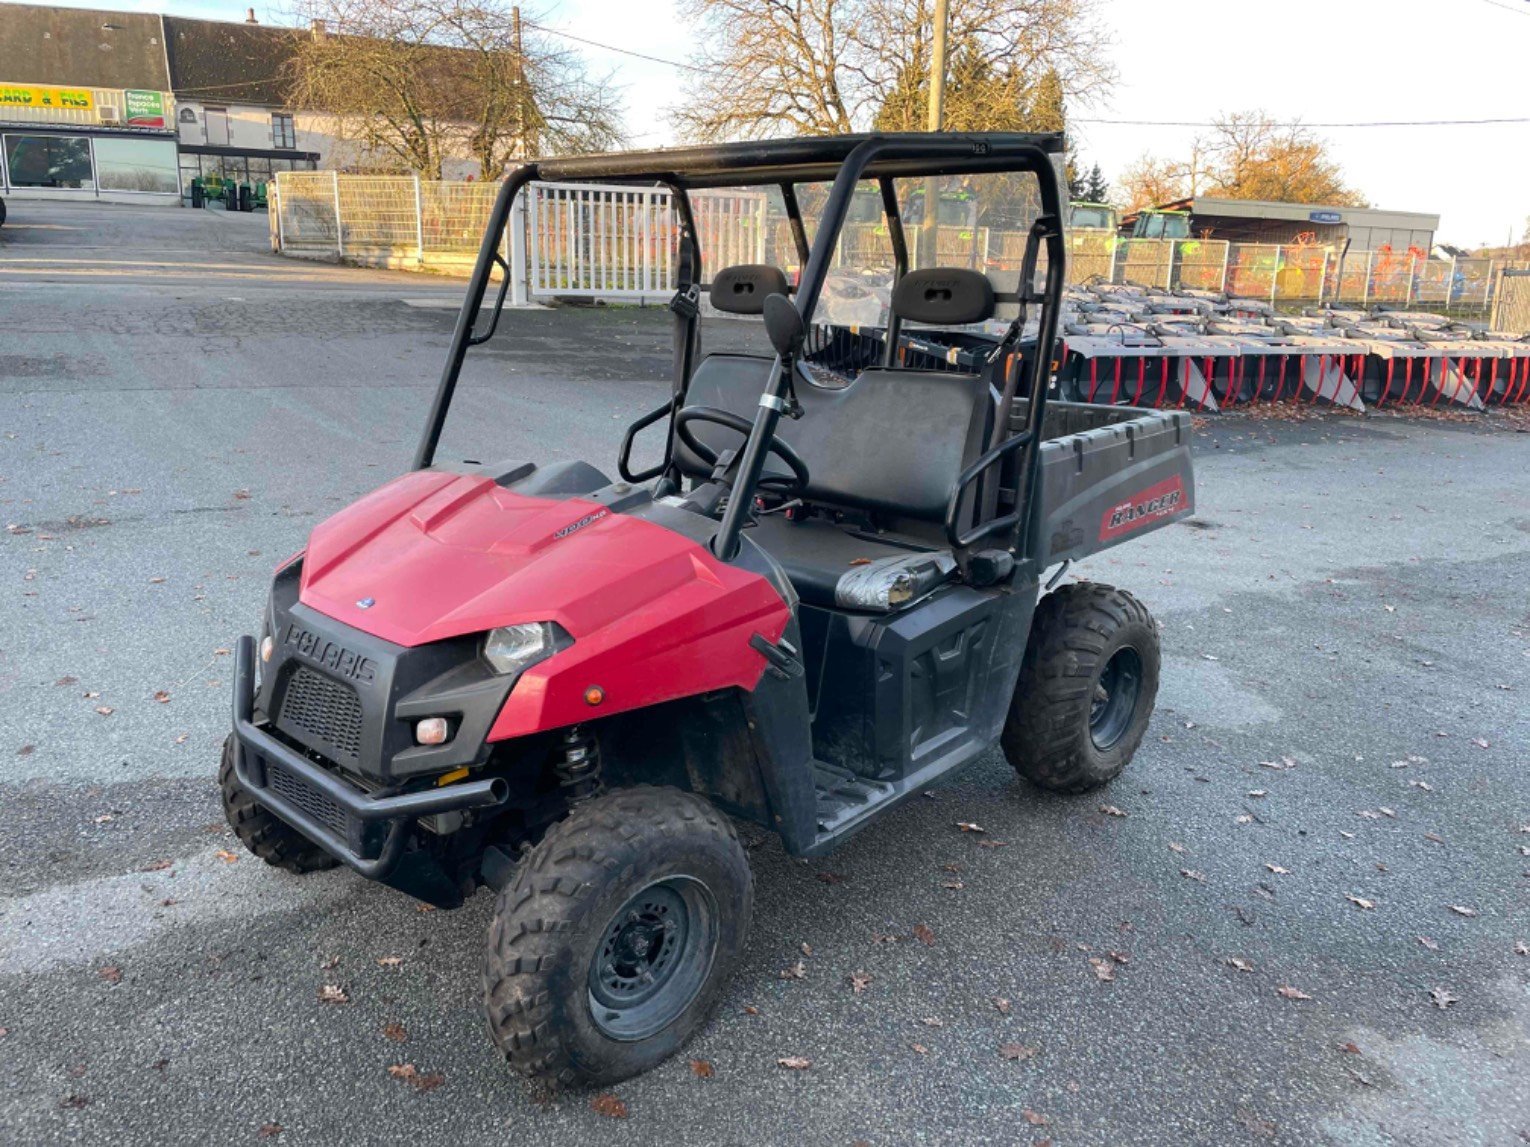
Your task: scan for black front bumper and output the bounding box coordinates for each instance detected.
[231,635,508,877]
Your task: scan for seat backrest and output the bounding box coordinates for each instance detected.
[674,266,995,524]
[709,264,789,315]
[677,354,989,524]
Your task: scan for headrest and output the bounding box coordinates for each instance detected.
[709,264,789,315]
[891,268,995,326]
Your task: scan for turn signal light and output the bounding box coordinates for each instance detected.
[415,717,450,746]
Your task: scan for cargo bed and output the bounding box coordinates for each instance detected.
[1009,400,1195,565]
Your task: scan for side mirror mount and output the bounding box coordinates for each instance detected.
[763,293,805,360]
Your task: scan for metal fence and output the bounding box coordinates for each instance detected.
[272,173,1527,324]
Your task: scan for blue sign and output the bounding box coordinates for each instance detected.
[1309,210,1343,225]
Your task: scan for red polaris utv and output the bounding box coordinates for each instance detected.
[223,133,1194,1086]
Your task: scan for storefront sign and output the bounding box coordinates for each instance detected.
[123,89,166,129]
[1308,210,1343,225]
[0,83,95,111]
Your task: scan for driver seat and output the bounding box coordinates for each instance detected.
[677,266,998,612]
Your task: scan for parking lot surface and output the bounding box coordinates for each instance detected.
[2,201,1528,1146]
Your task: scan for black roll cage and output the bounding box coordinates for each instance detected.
[411,131,1068,567]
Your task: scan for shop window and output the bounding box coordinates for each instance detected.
[4,134,93,189]
[272,112,296,150]
[93,137,179,194]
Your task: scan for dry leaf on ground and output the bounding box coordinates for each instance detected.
[913,923,936,946]
[777,1056,812,1070]
[1276,985,1312,1000]
[1000,1043,1038,1062]
[317,985,349,1004]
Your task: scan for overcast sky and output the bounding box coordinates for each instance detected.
[18,0,1528,245]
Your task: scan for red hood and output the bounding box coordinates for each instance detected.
[299,471,752,647]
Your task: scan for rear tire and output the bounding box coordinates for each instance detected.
[1002,583,1160,794]
[218,734,339,874]
[483,785,753,1089]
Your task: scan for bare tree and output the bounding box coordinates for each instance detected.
[674,0,1114,141]
[286,0,623,178]
[1121,112,1366,212]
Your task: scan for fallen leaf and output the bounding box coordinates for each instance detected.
[60,1095,89,1110]
[689,1059,714,1078]
[1247,790,1268,799]
[376,956,404,968]
[1265,864,1290,875]
[141,859,173,872]
[1099,805,1128,818]
[956,821,986,833]
[1276,985,1312,1000]
[1168,842,1189,854]
[1235,815,1253,826]
[1423,832,1444,845]
[55,676,78,686]
[1470,738,1490,749]
[1023,1110,1049,1126]
[1448,905,1479,918]
[1409,780,1433,792]
[214,849,238,863]
[1108,950,1131,965]
[93,814,113,825]
[1379,807,1397,819]
[1180,869,1206,882]
[848,970,872,994]
[98,966,122,985]
[382,1022,407,1042]
[1088,957,1116,982]
[317,984,349,1004]
[1417,935,1439,951]
[152,690,170,704]
[1428,986,1458,1009]
[941,880,964,890]
[233,489,252,501]
[976,839,1009,849]
[16,744,35,757]
[1513,941,1528,957]
[94,706,114,717]
[909,1042,928,1055]
[779,961,807,981]
[992,996,1012,1015]
[913,923,936,947]
[388,1064,443,1092]
[1226,957,1255,973]
[777,1056,812,1070]
[800,941,813,957]
[319,955,340,970]
[999,1043,1038,1062]
[743,1005,759,1015]
[1345,894,1376,911]
[1338,1041,1361,1055]
[258,1123,283,1139]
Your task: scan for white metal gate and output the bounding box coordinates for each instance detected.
[526,183,769,303]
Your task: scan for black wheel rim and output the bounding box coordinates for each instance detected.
[1090,646,1143,751]
[587,876,718,1042]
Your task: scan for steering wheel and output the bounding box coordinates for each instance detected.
[674,406,811,498]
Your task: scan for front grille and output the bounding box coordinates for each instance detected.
[280,666,364,761]
[266,759,351,839]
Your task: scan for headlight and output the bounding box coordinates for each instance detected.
[484,622,564,676]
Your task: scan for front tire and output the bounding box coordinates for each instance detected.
[1002,583,1160,793]
[484,785,753,1089]
[218,734,339,873]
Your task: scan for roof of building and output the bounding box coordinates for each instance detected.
[0,2,169,90]
[162,15,296,108]
[1123,195,1439,231]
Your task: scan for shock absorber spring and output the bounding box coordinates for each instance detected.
[552,725,603,804]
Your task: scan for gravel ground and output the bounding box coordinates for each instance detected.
[1,200,1527,1147]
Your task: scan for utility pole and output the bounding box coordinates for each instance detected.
[925,0,950,133]
[920,0,950,264]
[512,5,526,160]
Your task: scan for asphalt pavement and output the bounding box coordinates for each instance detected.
[1,199,1527,1147]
